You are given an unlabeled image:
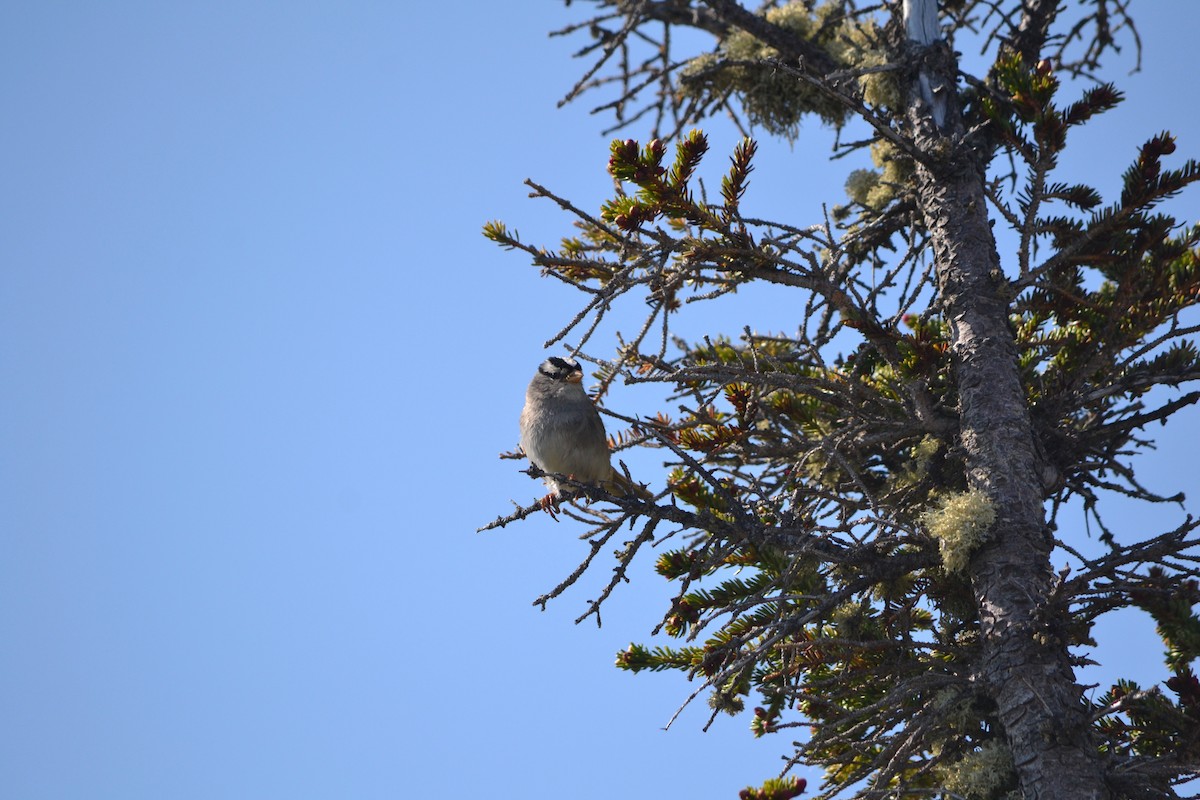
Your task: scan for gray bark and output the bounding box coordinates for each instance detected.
[901,2,1111,797]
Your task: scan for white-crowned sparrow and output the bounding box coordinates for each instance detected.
[520,355,652,505]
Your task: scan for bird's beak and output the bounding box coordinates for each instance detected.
[567,372,583,384]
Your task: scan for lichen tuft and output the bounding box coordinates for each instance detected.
[920,487,996,574]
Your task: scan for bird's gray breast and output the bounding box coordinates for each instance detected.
[520,388,610,481]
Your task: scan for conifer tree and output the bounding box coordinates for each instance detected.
[483,2,1200,798]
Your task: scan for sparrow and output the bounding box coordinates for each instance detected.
[519,355,652,507]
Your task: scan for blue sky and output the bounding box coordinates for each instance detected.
[2,3,1197,798]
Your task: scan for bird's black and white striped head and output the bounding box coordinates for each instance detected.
[537,355,583,384]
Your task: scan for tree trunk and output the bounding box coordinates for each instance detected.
[901,3,1110,798]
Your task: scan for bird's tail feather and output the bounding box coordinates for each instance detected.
[606,468,653,501]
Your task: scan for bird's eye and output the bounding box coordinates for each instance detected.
[546,356,573,373]
[541,356,575,379]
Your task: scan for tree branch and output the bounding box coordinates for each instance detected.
[701,0,840,76]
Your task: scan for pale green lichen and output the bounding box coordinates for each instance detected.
[878,437,942,525]
[708,676,746,716]
[940,740,1018,800]
[826,13,898,109]
[870,140,910,206]
[679,4,840,137]
[679,1,892,139]
[912,435,942,472]
[891,434,942,489]
[842,139,913,210]
[920,488,996,574]
[845,168,882,205]
[928,688,979,736]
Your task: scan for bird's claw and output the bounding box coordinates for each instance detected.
[539,493,561,519]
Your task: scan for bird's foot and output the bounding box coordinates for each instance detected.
[538,493,561,518]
